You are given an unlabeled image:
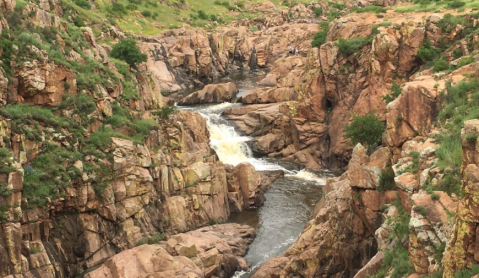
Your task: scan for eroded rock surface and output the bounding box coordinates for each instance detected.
[85,223,255,278]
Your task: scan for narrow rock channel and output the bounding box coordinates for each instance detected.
[178,70,334,277]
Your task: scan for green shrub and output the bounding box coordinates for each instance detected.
[417,39,440,62]
[382,82,402,104]
[454,264,479,278]
[145,1,158,7]
[403,151,420,173]
[141,10,151,17]
[379,21,392,27]
[336,37,370,56]
[0,32,14,78]
[197,10,208,20]
[433,59,449,72]
[327,9,340,20]
[0,147,16,173]
[314,7,323,17]
[431,192,439,200]
[447,0,465,8]
[147,233,165,244]
[377,168,397,192]
[436,14,467,33]
[456,56,474,68]
[153,106,176,119]
[114,61,129,76]
[110,39,147,68]
[311,22,330,48]
[126,3,137,10]
[413,205,428,215]
[74,0,91,9]
[453,48,463,59]
[111,2,127,14]
[343,112,385,147]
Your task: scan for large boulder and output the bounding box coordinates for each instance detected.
[85,224,255,278]
[386,83,440,162]
[16,61,76,106]
[241,87,297,104]
[178,83,238,105]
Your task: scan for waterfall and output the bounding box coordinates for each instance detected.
[205,113,253,165]
[193,102,327,186]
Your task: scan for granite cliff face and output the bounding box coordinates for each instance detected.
[2,0,479,276]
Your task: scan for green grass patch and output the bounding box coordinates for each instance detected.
[352,5,387,13]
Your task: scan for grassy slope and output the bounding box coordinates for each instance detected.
[72,0,313,36]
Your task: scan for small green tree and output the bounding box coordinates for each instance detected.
[109,39,147,68]
[311,22,330,48]
[433,59,449,72]
[344,112,385,147]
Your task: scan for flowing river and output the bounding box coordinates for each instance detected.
[178,70,334,277]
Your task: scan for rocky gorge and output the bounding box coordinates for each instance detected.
[1,0,479,277]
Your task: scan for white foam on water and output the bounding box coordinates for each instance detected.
[285,170,327,185]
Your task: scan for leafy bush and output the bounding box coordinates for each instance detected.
[417,39,440,62]
[0,32,14,78]
[74,0,91,9]
[0,147,17,173]
[453,48,463,59]
[153,106,176,119]
[433,59,449,72]
[344,112,385,147]
[136,232,165,246]
[311,22,330,48]
[110,39,147,68]
[377,168,397,192]
[314,7,323,17]
[331,2,346,9]
[447,0,465,8]
[436,14,467,33]
[327,9,340,20]
[336,37,370,56]
[197,10,208,20]
[382,82,402,104]
[141,10,151,17]
[413,205,428,215]
[454,264,479,278]
[126,3,137,10]
[111,2,127,14]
